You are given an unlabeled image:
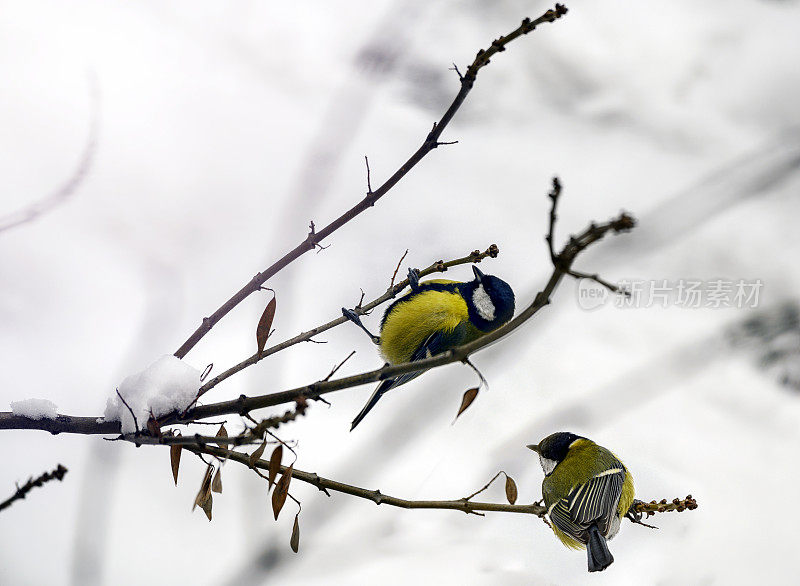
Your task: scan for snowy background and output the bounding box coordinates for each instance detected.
[2,0,800,584]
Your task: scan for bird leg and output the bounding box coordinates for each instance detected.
[625,500,658,529]
[341,308,380,344]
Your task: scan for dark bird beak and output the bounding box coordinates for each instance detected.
[526,444,539,453]
[472,265,485,282]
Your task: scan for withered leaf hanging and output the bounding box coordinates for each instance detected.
[455,387,479,420]
[257,295,277,354]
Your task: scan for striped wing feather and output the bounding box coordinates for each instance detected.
[549,467,625,545]
[379,324,468,391]
[568,470,624,532]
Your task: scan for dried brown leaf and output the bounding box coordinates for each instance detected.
[170,444,182,486]
[455,387,479,419]
[505,475,518,505]
[272,464,293,520]
[290,514,300,553]
[200,493,213,521]
[215,424,228,447]
[249,441,266,468]
[268,445,283,489]
[193,465,214,511]
[257,296,277,354]
[212,467,223,494]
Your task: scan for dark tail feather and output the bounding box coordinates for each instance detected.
[350,380,393,431]
[586,525,614,573]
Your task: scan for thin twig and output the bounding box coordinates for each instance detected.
[323,351,357,382]
[172,5,568,360]
[174,192,634,422]
[355,288,367,311]
[115,389,139,434]
[194,244,500,397]
[389,249,409,288]
[0,465,68,513]
[0,181,634,435]
[266,429,299,464]
[567,269,628,295]
[463,471,506,501]
[545,176,561,264]
[463,358,489,390]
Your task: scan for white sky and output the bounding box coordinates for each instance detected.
[2,1,800,584]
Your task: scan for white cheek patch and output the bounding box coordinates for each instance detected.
[472,285,496,321]
[539,455,558,476]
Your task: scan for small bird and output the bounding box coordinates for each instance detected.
[527,432,635,573]
[343,265,514,430]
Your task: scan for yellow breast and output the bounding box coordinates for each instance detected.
[379,283,470,365]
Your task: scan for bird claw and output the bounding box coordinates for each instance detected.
[342,308,360,323]
[342,307,380,345]
[407,268,421,291]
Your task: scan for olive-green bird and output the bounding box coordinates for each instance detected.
[343,265,514,430]
[527,432,635,572]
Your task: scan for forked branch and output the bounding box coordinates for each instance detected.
[0,465,68,513]
[0,178,635,436]
[172,4,568,360]
[185,444,696,526]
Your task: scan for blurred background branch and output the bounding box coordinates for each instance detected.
[0,74,98,235]
[0,464,68,513]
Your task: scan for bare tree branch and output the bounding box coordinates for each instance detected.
[389,249,409,288]
[196,244,500,396]
[190,444,547,516]
[0,414,118,435]
[0,245,498,436]
[184,444,697,525]
[178,193,635,423]
[0,178,635,435]
[172,4,569,360]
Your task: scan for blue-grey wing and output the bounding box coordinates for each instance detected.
[384,323,468,390]
[351,323,468,430]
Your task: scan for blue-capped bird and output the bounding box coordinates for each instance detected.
[527,432,635,573]
[343,265,514,430]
